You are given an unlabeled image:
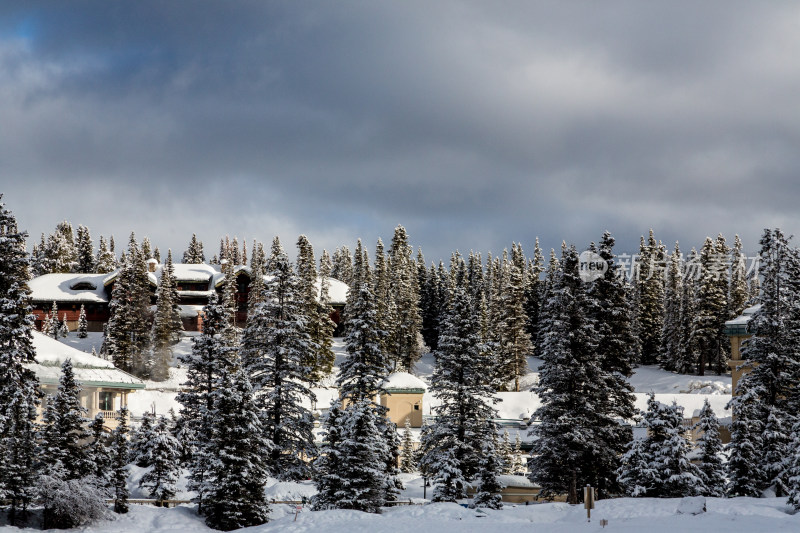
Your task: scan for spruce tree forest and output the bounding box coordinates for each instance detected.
[4,195,800,530]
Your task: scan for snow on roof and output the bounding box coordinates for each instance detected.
[323,277,348,305]
[172,262,219,283]
[28,331,144,389]
[725,304,762,326]
[382,372,427,391]
[28,273,111,303]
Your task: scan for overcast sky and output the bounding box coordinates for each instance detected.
[2,1,798,263]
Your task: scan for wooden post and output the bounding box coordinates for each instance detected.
[583,485,595,522]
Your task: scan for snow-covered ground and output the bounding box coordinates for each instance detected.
[4,495,797,533]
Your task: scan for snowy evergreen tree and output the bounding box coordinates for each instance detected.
[499,430,513,475]
[316,398,393,513]
[105,234,153,377]
[315,247,337,378]
[531,243,632,501]
[727,387,766,496]
[247,241,266,317]
[693,236,729,375]
[787,421,800,509]
[86,413,111,485]
[141,236,154,260]
[387,225,422,372]
[139,415,181,504]
[242,236,317,480]
[619,394,703,498]
[150,249,183,382]
[430,446,467,502]
[59,313,69,337]
[676,248,700,374]
[337,243,402,502]
[660,242,683,371]
[47,301,59,339]
[75,224,95,273]
[312,401,346,510]
[40,221,78,274]
[331,245,354,287]
[183,234,205,264]
[177,293,238,511]
[420,283,498,491]
[203,363,270,530]
[495,243,532,391]
[472,433,504,510]
[77,304,88,338]
[400,417,417,473]
[131,411,157,468]
[637,230,666,365]
[39,359,90,480]
[95,235,116,274]
[729,234,749,317]
[0,198,39,526]
[525,238,545,358]
[693,399,725,497]
[420,262,443,352]
[762,407,791,497]
[110,407,130,514]
[728,229,800,496]
[296,234,324,382]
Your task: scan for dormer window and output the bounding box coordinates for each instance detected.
[70,282,97,291]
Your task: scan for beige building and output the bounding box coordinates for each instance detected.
[380,372,426,428]
[28,331,145,430]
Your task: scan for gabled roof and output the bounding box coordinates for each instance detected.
[28,332,145,390]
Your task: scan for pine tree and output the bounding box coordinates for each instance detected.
[59,313,69,337]
[316,398,393,513]
[787,420,800,509]
[295,234,326,382]
[331,246,354,287]
[420,283,498,492]
[430,447,467,502]
[150,250,183,381]
[47,301,59,339]
[247,240,266,318]
[95,236,116,274]
[204,363,270,530]
[730,234,749,317]
[693,236,729,375]
[0,198,40,526]
[512,434,525,474]
[472,431,504,510]
[242,237,317,480]
[315,249,336,379]
[75,224,95,273]
[400,417,417,473]
[676,248,700,374]
[131,410,157,468]
[660,242,683,371]
[762,407,791,497]
[39,359,90,480]
[139,415,181,504]
[531,244,631,502]
[499,430,514,474]
[495,244,532,391]
[110,407,130,514]
[525,238,545,358]
[727,387,766,496]
[618,394,703,498]
[693,399,725,497]
[177,293,238,511]
[141,237,154,261]
[86,413,111,485]
[183,234,205,264]
[387,226,422,372]
[105,234,153,377]
[77,304,88,338]
[41,221,78,274]
[637,230,666,364]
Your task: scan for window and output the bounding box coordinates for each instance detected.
[98,391,115,411]
[413,403,420,411]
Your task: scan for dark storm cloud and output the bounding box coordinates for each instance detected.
[2,1,799,261]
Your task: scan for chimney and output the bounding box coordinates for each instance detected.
[147,258,158,273]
